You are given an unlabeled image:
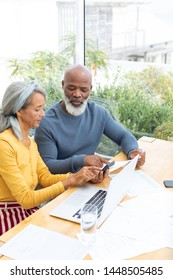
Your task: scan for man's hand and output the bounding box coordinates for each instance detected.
[129,149,146,166]
[84,155,108,168]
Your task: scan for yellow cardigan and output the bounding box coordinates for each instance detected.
[0,129,69,209]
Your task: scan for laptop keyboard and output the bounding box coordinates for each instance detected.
[72,189,107,219]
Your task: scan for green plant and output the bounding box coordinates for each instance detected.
[154,122,173,141]
[8,50,69,103]
[60,33,109,76]
[8,49,173,143]
[117,88,173,134]
[92,69,173,140]
[125,66,173,102]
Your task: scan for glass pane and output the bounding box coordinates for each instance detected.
[0,0,173,144]
[83,0,173,146]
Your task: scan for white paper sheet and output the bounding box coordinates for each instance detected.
[127,170,163,196]
[86,185,173,259]
[109,160,130,172]
[0,224,88,260]
[120,189,173,216]
[110,170,163,196]
[89,230,166,260]
[100,205,173,248]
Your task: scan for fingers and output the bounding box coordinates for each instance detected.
[77,166,104,184]
[86,165,101,171]
[84,155,108,167]
[129,149,146,166]
[103,168,109,179]
[64,165,107,188]
[137,150,146,166]
[89,174,103,184]
[68,163,110,187]
[76,166,100,184]
[95,170,104,183]
[100,157,109,164]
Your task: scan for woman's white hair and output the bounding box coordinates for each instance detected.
[0,81,46,140]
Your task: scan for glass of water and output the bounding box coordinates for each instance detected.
[80,203,98,248]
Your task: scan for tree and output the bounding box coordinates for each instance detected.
[60,33,109,76]
[8,50,69,104]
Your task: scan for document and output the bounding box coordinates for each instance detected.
[109,160,130,172]
[89,187,173,259]
[0,224,88,260]
[127,170,164,196]
[90,230,167,260]
[121,188,173,216]
[110,170,163,196]
[100,205,173,248]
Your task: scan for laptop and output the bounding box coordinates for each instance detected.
[49,155,139,227]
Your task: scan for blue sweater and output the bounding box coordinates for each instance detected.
[35,100,138,173]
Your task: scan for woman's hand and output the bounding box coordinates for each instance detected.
[62,166,101,189]
[89,168,109,184]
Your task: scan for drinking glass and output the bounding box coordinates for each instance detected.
[80,203,98,248]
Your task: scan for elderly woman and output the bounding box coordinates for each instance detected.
[0,81,101,235]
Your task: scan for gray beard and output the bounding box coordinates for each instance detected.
[64,95,88,116]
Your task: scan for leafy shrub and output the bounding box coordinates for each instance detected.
[93,66,173,141]
[116,86,173,134]
[8,50,173,143]
[154,122,173,141]
[8,50,69,103]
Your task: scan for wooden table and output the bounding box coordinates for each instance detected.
[0,136,173,260]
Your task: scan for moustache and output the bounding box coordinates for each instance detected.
[69,98,84,103]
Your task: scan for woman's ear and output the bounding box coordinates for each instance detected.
[16,110,22,117]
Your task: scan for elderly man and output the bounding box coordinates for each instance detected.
[35,64,145,180]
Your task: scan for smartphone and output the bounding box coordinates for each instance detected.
[163,180,173,188]
[101,161,115,173]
